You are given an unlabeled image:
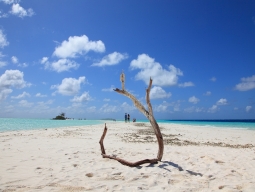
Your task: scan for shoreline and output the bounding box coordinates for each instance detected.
[1,122,255,191]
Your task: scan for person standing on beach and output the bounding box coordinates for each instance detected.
[127,114,130,123]
[125,113,127,123]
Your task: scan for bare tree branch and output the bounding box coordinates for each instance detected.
[99,73,164,167]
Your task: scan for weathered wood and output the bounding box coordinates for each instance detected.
[99,123,159,167]
[114,78,164,161]
[99,123,107,155]
[99,73,164,167]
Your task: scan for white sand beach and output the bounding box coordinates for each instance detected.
[1,122,255,192]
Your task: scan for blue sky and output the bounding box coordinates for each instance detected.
[0,0,255,120]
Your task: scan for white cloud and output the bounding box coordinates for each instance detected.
[37,100,53,105]
[150,86,171,99]
[178,82,195,87]
[0,70,28,89]
[102,85,115,92]
[216,98,228,105]
[1,0,20,4]
[11,91,30,99]
[40,57,48,64]
[204,91,211,96]
[208,105,218,113]
[189,96,200,104]
[11,56,18,64]
[210,77,216,82]
[103,98,110,102]
[130,54,183,86]
[246,106,252,112]
[11,56,28,67]
[10,4,34,18]
[100,103,120,113]
[0,10,8,18]
[18,99,33,107]
[0,30,9,48]
[154,104,168,112]
[121,102,135,111]
[51,76,86,96]
[184,106,204,113]
[50,59,79,72]
[235,75,255,91]
[53,35,105,58]
[18,63,28,68]
[92,52,128,67]
[0,88,12,101]
[35,93,47,97]
[0,70,29,101]
[71,92,91,102]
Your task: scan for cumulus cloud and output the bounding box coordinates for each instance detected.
[208,105,218,113]
[204,91,211,96]
[188,96,200,104]
[11,56,18,64]
[71,92,91,102]
[18,99,33,107]
[0,70,28,89]
[10,4,34,18]
[100,103,120,113]
[0,70,29,101]
[210,77,216,82]
[1,0,20,4]
[0,30,9,48]
[121,102,135,111]
[130,54,183,86]
[53,35,105,59]
[178,82,195,87]
[51,59,79,72]
[150,86,171,99]
[40,57,48,64]
[11,56,28,67]
[11,91,30,99]
[246,106,252,112]
[92,52,128,67]
[41,58,79,72]
[35,93,47,97]
[235,75,255,91]
[216,98,228,105]
[154,104,168,112]
[51,76,86,96]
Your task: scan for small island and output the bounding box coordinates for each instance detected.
[52,112,66,120]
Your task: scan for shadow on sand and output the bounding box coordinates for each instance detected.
[137,160,203,177]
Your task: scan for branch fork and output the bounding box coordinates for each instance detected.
[99,76,164,167]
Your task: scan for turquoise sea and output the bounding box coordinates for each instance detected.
[138,119,255,130]
[0,118,255,132]
[0,118,105,132]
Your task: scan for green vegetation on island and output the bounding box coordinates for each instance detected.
[53,112,66,120]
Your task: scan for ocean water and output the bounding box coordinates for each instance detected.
[0,118,105,132]
[137,119,255,130]
[0,118,255,132]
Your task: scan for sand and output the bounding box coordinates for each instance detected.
[0,122,255,192]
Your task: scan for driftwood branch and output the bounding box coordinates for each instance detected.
[99,73,164,167]
[99,123,158,167]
